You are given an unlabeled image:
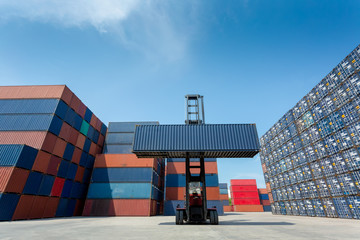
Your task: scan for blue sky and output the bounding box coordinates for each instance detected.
[1,1,360,188]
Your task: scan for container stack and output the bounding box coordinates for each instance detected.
[260,44,360,219]
[164,158,224,216]
[0,85,106,221]
[230,179,264,212]
[83,122,165,216]
[219,183,231,212]
[258,188,271,212]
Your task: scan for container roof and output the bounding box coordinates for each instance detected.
[132,124,260,158]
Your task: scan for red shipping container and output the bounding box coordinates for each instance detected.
[230,185,258,192]
[82,200,93,216]
[43,197,60,218]
[12,195,36,220]
[233,199,260,205]
[29,196,48,219]
[260,199,270,206]
[32,151,51,173]
[231,179,257,186]
[90,115,97,128]
[233,205,264,212]
[231,191,259,199]
[47,155,62,176]
[51,177,66,197]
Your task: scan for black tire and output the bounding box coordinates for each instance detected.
[214,211,219,225]
[209,210,215,225]
[176,210,184,225]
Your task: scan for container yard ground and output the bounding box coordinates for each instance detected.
[0,213,359,240]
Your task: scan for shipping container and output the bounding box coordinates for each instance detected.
[163,200,224,216]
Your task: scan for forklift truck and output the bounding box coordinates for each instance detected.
[175,155,219,225]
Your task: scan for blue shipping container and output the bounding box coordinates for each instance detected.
[22,171,43,195]
[0,193,20,221]
[87,183,152,199]
[166,174,219,187]
[259,194,269,200]
[91,168,153,183]
[133,124,260,158]
[0,144,38,170]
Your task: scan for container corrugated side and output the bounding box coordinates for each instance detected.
[0,144,38,170]
[0,193,20,221]
[87,183,152,199]
[133,124,260,158]
[91,168,153,183]
[108,122,159,133]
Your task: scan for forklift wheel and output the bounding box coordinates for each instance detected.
[214,211,219,225]
[209,210,219,225]
[176,210,184,225]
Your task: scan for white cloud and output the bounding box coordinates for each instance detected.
[0,0,201,62]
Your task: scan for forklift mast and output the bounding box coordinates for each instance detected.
[180,95,216,224]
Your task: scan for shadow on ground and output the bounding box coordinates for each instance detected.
[159,219,294,226]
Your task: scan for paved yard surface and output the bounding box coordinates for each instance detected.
[0,212,359,240]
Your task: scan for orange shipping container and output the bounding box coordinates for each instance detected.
[0,167,29,193]
[258,188,268,194]
[166,161,218,175]
[223,206,232,212]
[32,151,52,173]
[166,187,220,200]
[266,183,271,193]
[12,195,36,220]
[29,196,48,219]
[109,199,158,216]
[0,131,48,150]
[233,205,264,212]
[93,154,156,168]
[43,197,60,218]
[0,85,73,104]
[260,199,270,206]
[262,163,267,173]
[220,194,229,200]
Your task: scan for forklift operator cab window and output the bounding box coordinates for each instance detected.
[189,182,202,195]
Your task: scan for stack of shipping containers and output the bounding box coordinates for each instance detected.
[258,188,271,212]
[0,85,106,221]
[260,45,360,219]
[219,183,231,212]
[83,122,165,216]
[230,179,263,212]
[164,158,224,216]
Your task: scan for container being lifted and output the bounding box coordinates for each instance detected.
[132,94,260,225]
